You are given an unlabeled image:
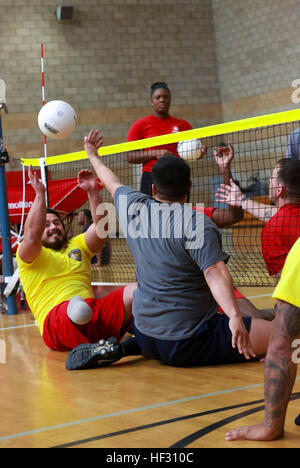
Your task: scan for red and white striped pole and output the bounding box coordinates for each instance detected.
[40,43,49,205]
[41,43,47,159]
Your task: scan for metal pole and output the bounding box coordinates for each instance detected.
[0,110,17,315]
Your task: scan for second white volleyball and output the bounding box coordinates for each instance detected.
[38,100,77,140]
[177,139,202,161]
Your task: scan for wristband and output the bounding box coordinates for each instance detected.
[240,195,247,207]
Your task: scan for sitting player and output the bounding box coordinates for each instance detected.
[194,142,274,321]
[65,129,274,371]
[17,163,136,359]
[216,158,300,282]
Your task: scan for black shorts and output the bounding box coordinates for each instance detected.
[133,314,253,367]
[140,172,153,196]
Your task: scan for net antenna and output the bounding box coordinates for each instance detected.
[0,79,8,114]
[39,43,49,206]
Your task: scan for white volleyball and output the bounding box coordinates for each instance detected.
[38,100,77,140]
[177,139,202,161]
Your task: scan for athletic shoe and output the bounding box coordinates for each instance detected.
[295,414,300,426]
[65,336,123,370]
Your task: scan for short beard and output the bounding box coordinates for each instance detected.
[42,233,69,251]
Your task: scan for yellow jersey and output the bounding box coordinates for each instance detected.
[17,234,95,335]
[272,237,300,308]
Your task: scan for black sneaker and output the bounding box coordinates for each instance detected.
[295,414,300,426]
[65,337,123,370]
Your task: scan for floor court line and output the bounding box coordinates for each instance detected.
[0,291,277,443]
[245,293,273,299]
[0,383,265,442]
[0,324,38,332]
[1,379,300,443]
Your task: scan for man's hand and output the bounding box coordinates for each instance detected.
[77,169,99,193]
[213,142,234,170]
[28,165,46,195]
[84,129,104,159]
[84,128,123,198]
[216,179,245,207]
[198,145,207,159]
[228,315,256,360]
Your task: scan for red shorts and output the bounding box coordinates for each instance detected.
[233,287,246,300]
[42,287,131,351]
[218,287,246,314]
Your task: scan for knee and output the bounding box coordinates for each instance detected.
[67,296,92,325]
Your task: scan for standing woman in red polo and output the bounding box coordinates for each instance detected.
[127,82,203,196]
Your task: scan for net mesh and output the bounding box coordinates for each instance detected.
[17,111,300,287]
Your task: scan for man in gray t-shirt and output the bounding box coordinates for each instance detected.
[66,130,274,370]
[286,127,300,159]
[114,185,229,341]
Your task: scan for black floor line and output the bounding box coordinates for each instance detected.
[51,392,300,448]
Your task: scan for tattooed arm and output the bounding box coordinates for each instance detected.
[263,301,300,437]
[225,299,300,441]
[216,180,278,222]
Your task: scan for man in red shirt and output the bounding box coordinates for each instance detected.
[216,158,300,282]
[194,143,274,321]
[127,82,206,195]
[261,203,300,279]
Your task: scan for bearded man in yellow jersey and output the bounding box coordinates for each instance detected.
[17,142,137,367]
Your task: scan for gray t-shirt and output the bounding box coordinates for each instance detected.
[286,127,300,159]
[114,186,230,340]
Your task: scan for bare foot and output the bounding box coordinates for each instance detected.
[225,423,284,441]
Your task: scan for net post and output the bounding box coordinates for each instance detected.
[39,44,49,207]
[39,157,49,206]
[0,81,18,315]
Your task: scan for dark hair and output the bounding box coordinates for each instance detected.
[150,81,170,97]
[81,209,92,220]
[277,158,300,199]
[151,155,191,200]
[46,208,66,231]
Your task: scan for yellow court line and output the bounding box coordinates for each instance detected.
[21,108,300,167]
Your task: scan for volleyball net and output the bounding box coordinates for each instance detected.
[17,108,300,287]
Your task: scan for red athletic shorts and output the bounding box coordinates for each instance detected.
[42,287,131,351]
[233,287,246,300]
[218,287,246,314]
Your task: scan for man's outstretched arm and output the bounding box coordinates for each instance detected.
[84,129,123,198]
[211,143,243,227]
[216,179,278,223]
[18,165,46,263]
[77,168,108,254]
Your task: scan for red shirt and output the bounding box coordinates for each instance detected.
[193,206,216,219]
[261,203,300,276]
[127,114,193,172]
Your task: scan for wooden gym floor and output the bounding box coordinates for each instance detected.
[0,286,299,449]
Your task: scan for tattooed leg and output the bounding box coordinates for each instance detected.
[226,300,300,441]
